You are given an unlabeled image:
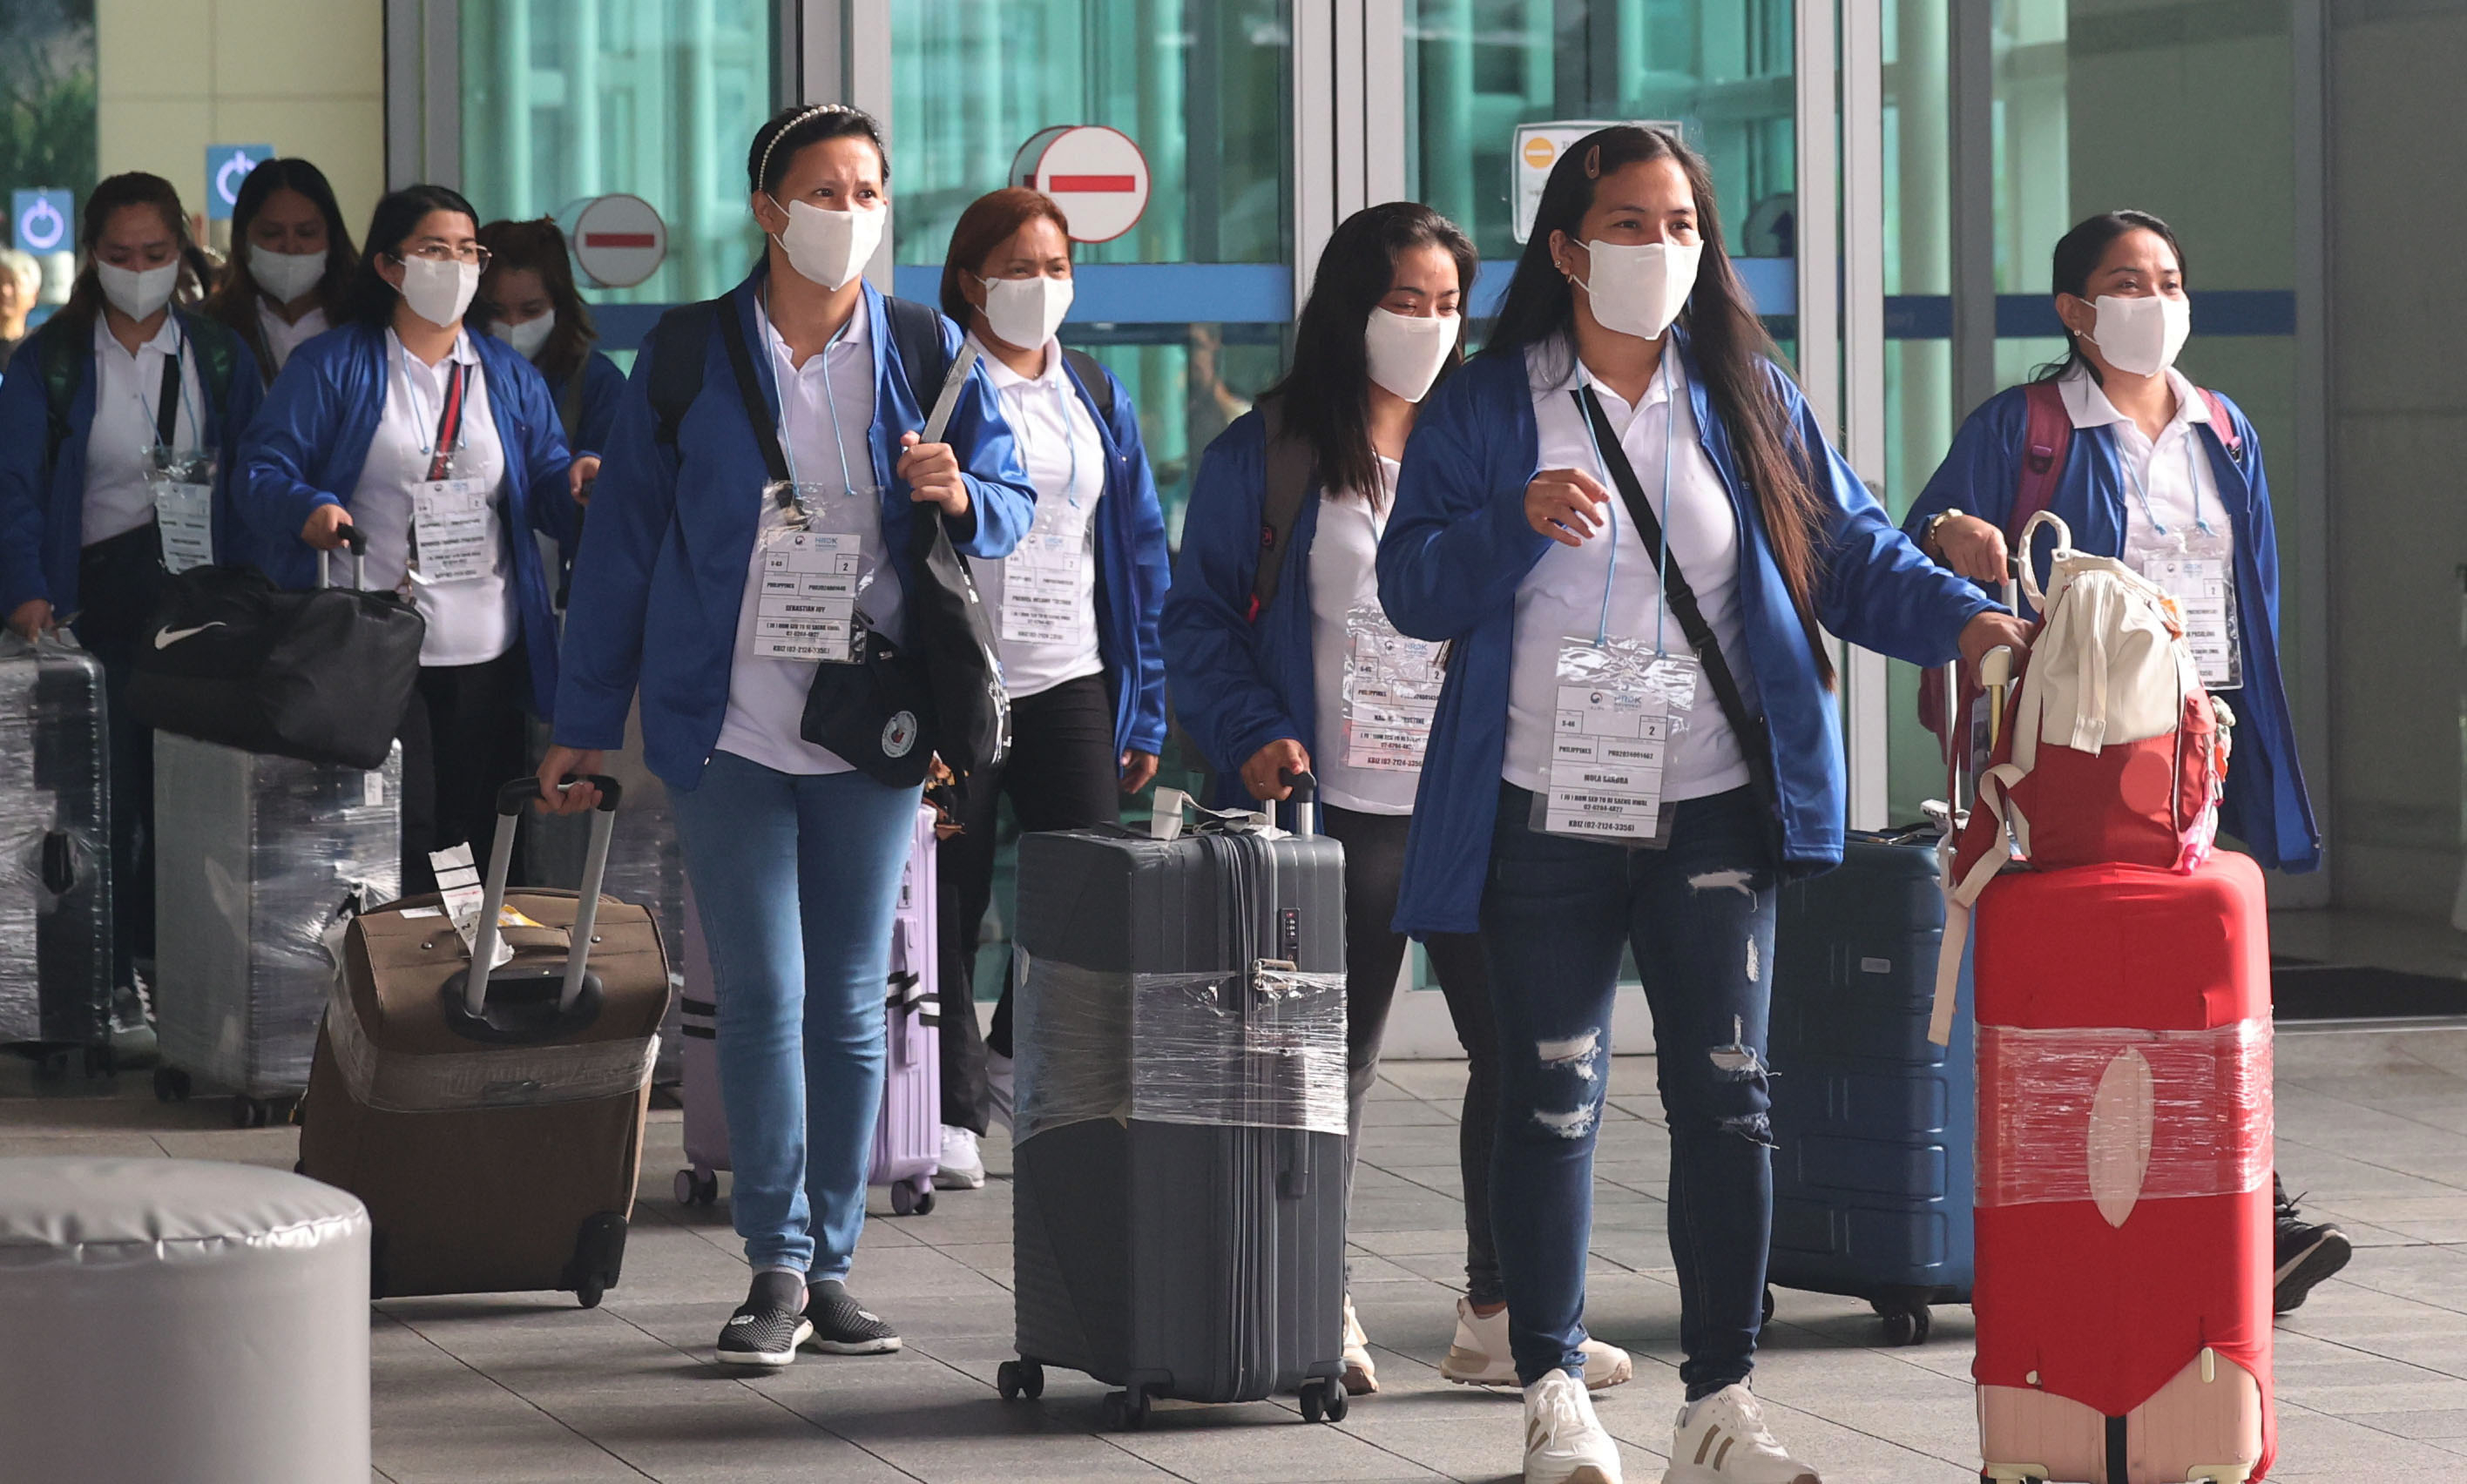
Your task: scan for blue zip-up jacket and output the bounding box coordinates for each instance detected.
[235,320,580,718]
[564,349,626,458]
[1159,408,1329,810]
[551,273,1037,790]
[1902,382,2319,872]
[1055,353,1172,758]
[0,307,265,617]
[1376,337,1999,937]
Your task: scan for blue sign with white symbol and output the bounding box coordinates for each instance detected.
[12,190,73,254]
[206,145,274,221]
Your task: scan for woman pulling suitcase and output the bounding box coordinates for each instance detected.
[0,171,263,1011]
[1164,202,1631,1400]
[535,104,1035,1368]
[199,157,357,383]
[929,186,1172,1190]
[1902,208,2342,1316]
[237,185,585,895]
[1376,126,2029,1484]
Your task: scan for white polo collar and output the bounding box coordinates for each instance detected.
[2058,362,2208,433]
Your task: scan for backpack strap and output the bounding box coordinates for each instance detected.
[38,319,86,469]
[558,358,588,447]
[2196,387,2244,459]
[2010,380,2072,543]
[647,300,719,449]
[1247,395,1315,623]
[180,313,241,415]
[1060,347,1117,425]
[882,295,953,424]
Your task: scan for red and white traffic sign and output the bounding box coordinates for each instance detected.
[1011,125,1150,244]
[559,194,667,288]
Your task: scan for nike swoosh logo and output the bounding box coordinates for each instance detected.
[153,622,226,649]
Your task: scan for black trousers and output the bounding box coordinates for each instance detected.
[69,524,168,989]
[396,648,531,896]
[1320,803,1504,1305]
[938,673,1120,1131]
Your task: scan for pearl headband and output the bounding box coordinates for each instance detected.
[756,104,867,193]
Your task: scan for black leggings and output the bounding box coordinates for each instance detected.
[1321,803,1502,1305]
[938,673,1120,1130]
[396,648,531,896]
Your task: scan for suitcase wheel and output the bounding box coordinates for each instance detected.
[996,1359,1044,1402]
[673,1168,720,1207]
[1761,1286,1776,1326]
[1102,1386,1152,1431]
[231,1096,268,1130]
[889,1178,935,1218]
[1870,1299,1931,1347]
[154,1066,193,1103]
[1297,1377,1347,1425]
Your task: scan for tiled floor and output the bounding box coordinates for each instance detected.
[10,1026,2467,1482]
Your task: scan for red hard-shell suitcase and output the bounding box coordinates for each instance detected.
[1971,853,2274,1483]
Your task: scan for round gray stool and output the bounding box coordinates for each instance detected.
[0,1157,370,1482]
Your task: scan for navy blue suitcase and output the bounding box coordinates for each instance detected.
[1766,832,1975,1345]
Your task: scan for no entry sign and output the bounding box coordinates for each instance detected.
[559,194,667,289]
[1011,126,1150,244]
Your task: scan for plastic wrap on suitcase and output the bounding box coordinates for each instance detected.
[1013,957,1347,1143]
[0,635,112,1047]
[153,735,402,1098]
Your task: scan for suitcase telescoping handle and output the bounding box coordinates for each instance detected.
[315,523,370,592]
[1280,768,1320,838]
[462,773,625,1017]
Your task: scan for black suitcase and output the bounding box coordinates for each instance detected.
[0,634,112,1061]
[1001,776,1352,1428]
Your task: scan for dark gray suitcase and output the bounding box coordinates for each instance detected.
[1001,775,1352,1429]
[0,635,112,1061]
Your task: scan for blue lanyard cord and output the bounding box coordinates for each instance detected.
[1009,369,1083,511]
[2122,426,2214,540]
[1573,354,1678,652]
[762,287,863,499]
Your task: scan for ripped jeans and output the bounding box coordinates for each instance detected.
[1481,784,1778,1393]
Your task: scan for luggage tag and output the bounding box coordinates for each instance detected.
[428,844,515,970]
[752,479,874,664]
[1148,786,1279,842]
[1000,492,1094,647]
[1341,603,1443,772]
[1535,634,1698,847]
[143,445,215,574]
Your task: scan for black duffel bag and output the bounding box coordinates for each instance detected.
[127,530,426,770]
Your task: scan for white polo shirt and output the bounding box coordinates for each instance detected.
[82,314,206,546]
[348,329,514,667]
[964,334,1104,699]
[2060,363,2234,567]
[257,299,330,374]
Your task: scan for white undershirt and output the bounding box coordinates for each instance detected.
[1308,458,1421,815]
[2059,364,2234,568]
[714,294,896,776]
[964,333,1105,698]
[82,314,205,546]
[256,299,329,374]
[1502,342,1755,800]
[348,329,514,667]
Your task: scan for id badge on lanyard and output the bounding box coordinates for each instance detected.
[2141,549,2241,690]
[1540,635,1700,844]
[145,448,215,574]
[403,359,497,589]
[1000,496,1092,647]
[1341,604,1444,772]
[753,480,876,664]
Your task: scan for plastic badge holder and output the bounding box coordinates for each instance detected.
[754,480,875,665]
[1533,633,1700,847]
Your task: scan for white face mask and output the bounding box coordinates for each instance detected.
[96,260,179,321]
[1572,239,1701,341]
[979,273,1074,350]
[251,246,327,305]
[1363,306,1459,403]
[396,254,479,328]
[772,199,883,292]
[490,311,556,362]
[2086,292,2191,378]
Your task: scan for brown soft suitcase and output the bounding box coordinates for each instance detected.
[299,775,669,1305]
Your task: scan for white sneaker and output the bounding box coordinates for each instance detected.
[986,1051,1016,1134]
[1342,1293,1379,1394]
[1442,1298,1636,1390]
[937,1125,986,1190]
[1662,1384,1821,1484]
[1523,1369,1623,1484]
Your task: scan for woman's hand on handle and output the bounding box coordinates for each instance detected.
[1957,610,2035,678]
[301,504,356,552]
[568,455,602,508]
[1119,749,1160,794]
[1524,469,1609,548]
[1240,739,1311,803]
[534,745,606,815]
[1929,513,2011,586]
[7,599,53,640]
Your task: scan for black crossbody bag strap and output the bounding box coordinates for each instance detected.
[715,300,793,485]
[1571,386,1783,838]
[153,350,182,449]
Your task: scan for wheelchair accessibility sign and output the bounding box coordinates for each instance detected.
[206,145,274,221]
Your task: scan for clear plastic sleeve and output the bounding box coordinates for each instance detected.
[1977,1018,2272,1212]
[0,635,111,1045]
[1015,955,1348,1143]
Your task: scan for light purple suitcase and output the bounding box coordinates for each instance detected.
[676,804,943,1215]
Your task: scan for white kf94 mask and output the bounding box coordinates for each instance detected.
[1363,307,1459,403]
[982,273,1074,349]
[1575,239,1701,341]
[2087,293,2191,378]
[774,199,884,292]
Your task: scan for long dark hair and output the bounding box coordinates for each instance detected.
[201,158,358,340]
[63,172,205,328]
[1487,125,1835,685]
[476,218,598,383]
[1263,203,1477,507]
[344,185,480,327]
[2036,209,2187,384]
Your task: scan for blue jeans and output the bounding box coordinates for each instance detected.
[1482,785,1778,1393]
[673,752,923,1278]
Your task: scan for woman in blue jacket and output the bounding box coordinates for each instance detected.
[1165,201,1631,1405]
[1903,208,2340,1316]
[238,184,582,895]
[1376,127,2026,1484]
[0,171,262,1007]
[929,186,1170,1187]
[535,104,1034,1369]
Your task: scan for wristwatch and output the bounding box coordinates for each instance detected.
[1921,508,1964,556]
